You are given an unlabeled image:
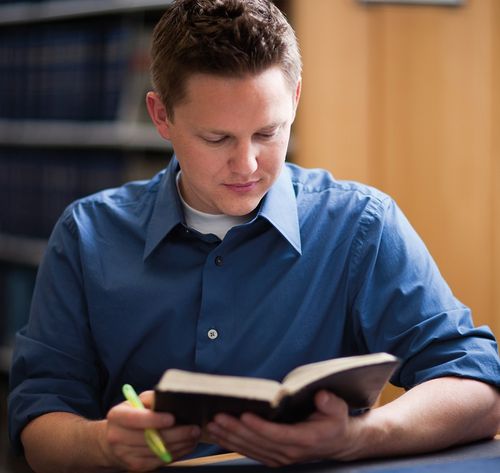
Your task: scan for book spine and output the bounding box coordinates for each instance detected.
[0,16,139,122]
[102,18,131,120]
[0,146,126,238]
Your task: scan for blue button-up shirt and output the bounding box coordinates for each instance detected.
[9,158,500,457]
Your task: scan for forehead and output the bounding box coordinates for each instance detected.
[173,67,295,128]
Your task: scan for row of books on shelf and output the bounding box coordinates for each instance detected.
[1,1,65,3]
[0,16,151,121]
[0,147,128,238]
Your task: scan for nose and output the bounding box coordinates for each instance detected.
[229,140,258,175]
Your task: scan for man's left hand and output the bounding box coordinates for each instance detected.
[205,390,362,467]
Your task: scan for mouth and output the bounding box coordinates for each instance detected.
[223,181,259,192]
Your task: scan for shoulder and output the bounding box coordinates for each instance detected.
[285,162,393,223]
[59,170,165,235]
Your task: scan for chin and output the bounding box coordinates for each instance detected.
[224,208,257,217]
[222,202,260,217]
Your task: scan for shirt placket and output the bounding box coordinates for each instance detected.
[194,242,234,372]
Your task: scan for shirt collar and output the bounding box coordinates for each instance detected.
[144,158,302,259]
[144,157,183,259]
[258,165,302,255]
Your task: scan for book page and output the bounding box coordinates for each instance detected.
[157,369,284,403]
[282,353,398,393]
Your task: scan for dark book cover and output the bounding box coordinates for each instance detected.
[154,358,399,426]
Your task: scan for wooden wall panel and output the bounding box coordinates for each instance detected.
[292,0,371,182]
[370,2,494,330]
[493,0,500,338]
[291,0,500,399]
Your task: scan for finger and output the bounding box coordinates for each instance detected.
[108,402,175,430]
[112,430,196,466]
[238,412,310,447]
[207,422,288,467]
[168,438,201,460]
[139,390,155,408]
[108,440,164,471]
[211,413,298,449]
[213,412,342,465]
[160,425,201,446]
[111,440,153,455]
[314,390,348,418]
[207,416,295,466]
[206,416,262,452]
[210,433,291,467]
[107,422,155,449]
[114,430,195,465]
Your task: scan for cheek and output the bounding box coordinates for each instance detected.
[185,152,226,185]
[174,140,209,173]
[263,142,288,170]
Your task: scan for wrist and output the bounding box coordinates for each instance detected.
[338,407,396,461]
[69,418,121,472]
[90,419,122,470]
[89,420,114,467]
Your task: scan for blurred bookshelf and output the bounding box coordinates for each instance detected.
[0,234,47,267]
[0,0,174,372]
[0,345,12,373]
[0,120,167,150]
[0,0,174,24]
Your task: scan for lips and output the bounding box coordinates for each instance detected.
[223,181,259,192]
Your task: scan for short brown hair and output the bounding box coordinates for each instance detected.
[150,0,301,118]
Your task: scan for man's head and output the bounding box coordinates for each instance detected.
[150,0,301,119]
[147,0,302,217]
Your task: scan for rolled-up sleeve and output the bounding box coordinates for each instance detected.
[350,197,500,388]
[8,208,103,453]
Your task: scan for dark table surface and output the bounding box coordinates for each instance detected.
[166,439,500,472]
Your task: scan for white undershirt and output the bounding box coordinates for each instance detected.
[176,171,253,240]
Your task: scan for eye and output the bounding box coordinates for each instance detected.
[202,136,228,144]
[256,128,279,140]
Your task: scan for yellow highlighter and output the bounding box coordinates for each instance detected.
[122,384,172,464]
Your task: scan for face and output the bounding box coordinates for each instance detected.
[147,67,301,216]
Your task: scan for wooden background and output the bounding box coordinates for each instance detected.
[289,0,500,401]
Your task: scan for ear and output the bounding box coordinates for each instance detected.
[292,78,302,119]
[146,91,172,140]
[294,78,302,107]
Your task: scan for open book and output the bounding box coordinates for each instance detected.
[153,352,400,425]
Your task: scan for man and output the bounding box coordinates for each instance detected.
[9,0,500,471]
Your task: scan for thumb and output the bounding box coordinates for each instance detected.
[314,390,347,418]
[139,390,155,408]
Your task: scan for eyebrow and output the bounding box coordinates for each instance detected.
[203,121,285,136]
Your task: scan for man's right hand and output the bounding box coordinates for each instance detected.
[105,390,201,471]
[21,393,201,473]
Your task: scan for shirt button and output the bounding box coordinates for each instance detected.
[215,255,223,266]
[207,329,218,340]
